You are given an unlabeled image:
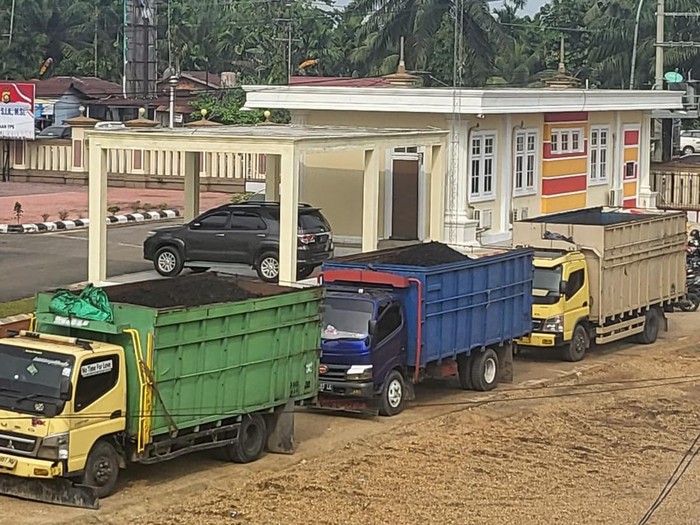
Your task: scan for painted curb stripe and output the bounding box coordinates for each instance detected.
[0,210,181,234]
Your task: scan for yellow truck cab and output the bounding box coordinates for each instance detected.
[0,332,126,499]
[519,250,591,361]
[513,207,687,362]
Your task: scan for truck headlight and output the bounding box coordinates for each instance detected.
[37,433,69,461]
[542,315,564,333]
[346,365,373,381]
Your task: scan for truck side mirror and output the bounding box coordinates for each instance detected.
[59,377,72,401]
[368,320,377,336]
[559,280,568,295]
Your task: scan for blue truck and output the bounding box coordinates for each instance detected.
[316,242,534,416]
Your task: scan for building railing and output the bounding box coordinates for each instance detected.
[9,139,266,183]
[650,164,700,211]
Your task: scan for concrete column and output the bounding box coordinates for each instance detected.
[501,114,513,231]
[613,111,624,204]
[638,113,655,209]
[362,149,380,252]
[279,148,300,285]
[88,142,108,284]
[183,151,201,222]
[444,116,478,246]
[265,154,280,201]
[429,142,446,241]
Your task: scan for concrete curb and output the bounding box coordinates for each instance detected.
[0,209,181,234]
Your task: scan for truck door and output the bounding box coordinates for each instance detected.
[562,263,588,340]
[68,354,126,474]
[371,303,404,387]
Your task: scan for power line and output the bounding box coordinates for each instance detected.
[637,429,700,525]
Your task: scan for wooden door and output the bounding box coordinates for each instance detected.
[391,159,419,240]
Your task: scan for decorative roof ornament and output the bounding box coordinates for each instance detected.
[543,36,581,89]
[383,37,420,87]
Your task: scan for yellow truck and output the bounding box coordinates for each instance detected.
[513,208,687,361]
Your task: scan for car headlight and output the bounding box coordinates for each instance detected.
[37,433,69,461]
[542,315,564,333]
[346,365,372,381]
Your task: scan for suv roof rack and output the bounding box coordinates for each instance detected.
[226,202,314,208]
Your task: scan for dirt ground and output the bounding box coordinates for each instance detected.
[4,315,700,525]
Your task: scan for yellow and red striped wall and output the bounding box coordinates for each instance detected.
[622,127,640,208]
[541,112,588,214]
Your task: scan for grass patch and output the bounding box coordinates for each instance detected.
[0,297,34,319]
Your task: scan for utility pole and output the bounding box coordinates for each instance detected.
[8,0,16,46]
[274,18,300,84]
[654,0,664,89]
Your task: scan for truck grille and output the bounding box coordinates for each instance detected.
[0,432,37,456]
[319,364,350,381]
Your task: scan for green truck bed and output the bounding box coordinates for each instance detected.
[34,273,322,440]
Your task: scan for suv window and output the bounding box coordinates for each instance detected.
[230,212,266,230]
[299,211,330,231]
[74,355,119,412]
[375,304,402,343]
[193,211,229,230]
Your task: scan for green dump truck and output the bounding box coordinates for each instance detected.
[0,273,322,509]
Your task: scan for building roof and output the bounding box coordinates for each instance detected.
[156,71,221,90]
[242,85,685,115]
[31,76,122,99]
[289,76,390,87]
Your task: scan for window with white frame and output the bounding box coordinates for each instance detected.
[514,130,538,195]
[550,128,584,155]
[589,126,609,184]
[469,132,496,200]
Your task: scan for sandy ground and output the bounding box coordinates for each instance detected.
[4,315,700,525]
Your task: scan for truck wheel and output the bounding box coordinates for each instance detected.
[81,441,120,499]
[226,414,267,463]
[680,293,700,312]
[379,370,406,416]
[563,325,589,362]
[470,349,499,391]
[635,307,661,344]
[255,252,279,283]
[456,354,474,390]
[154,246,183,277]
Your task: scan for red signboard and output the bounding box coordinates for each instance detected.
[0,83,36,140]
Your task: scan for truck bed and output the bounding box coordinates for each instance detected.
[323,243,533,368]
[35,274,322,440]
[513,207,687,321]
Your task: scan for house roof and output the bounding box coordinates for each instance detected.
[242,85,685,115]
[31,76,122,99]
[289,76,390,87]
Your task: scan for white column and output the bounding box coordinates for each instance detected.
[362,148,380,252]
[444,116,478,246]
[501,114,513,232]
[638,113,656,209]
[278,148,300,285]
[613,111,624,205]
[429,142,446,241]
[183,152,201,222]
[88,142,108,284]
[265,154,280,201]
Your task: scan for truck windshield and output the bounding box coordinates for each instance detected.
[322,298,373,340]
[0,344,74,417]
[533,266,563,305]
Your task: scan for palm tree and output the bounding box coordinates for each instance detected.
[347,0,505,81]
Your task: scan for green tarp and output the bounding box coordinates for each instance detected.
[49,285,113,323]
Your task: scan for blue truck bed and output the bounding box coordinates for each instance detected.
[322,244,534,368]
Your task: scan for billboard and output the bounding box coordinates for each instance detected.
[0,83,36,140]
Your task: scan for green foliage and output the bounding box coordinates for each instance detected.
[190,88,290,125]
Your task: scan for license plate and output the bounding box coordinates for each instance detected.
[319,382,333,392]
[0,454,17,470]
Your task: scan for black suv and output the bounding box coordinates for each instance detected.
[143,202,334,282]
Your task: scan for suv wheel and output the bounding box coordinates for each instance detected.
[256,252,279,282]
[154,246,184,277]
[297,266,315,280]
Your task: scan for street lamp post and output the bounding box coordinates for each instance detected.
[629,0,646,89]
[167,74,179,128]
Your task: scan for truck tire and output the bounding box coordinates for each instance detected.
[563,325,589,362]
[255,252,279,283]
[226,414,267,463]
[635,307,661,344]
[81,441,120,499]
[470,349,499,391]
[379,370,406,416]
[456,354,474,390]
[154,246,184,277]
